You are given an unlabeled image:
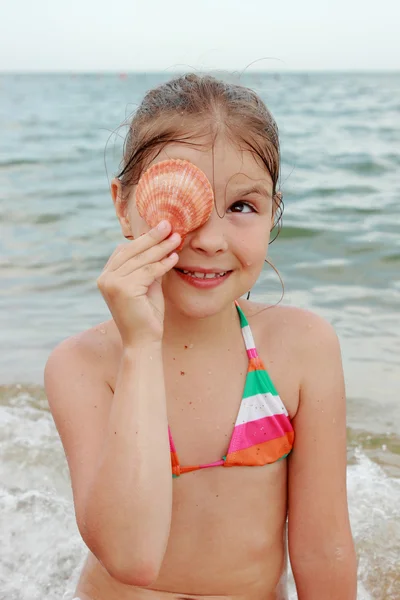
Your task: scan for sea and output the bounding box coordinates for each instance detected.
[0,72,399,600]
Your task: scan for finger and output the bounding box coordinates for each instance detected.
[108,221,173,271]
[116,232,181,277]
[102,242,130,271]
[121,252,179,284]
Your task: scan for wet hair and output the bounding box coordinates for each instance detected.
[116,73,284,236]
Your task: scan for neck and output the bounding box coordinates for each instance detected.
[163,300,239,349]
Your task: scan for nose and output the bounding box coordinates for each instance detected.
[188,209,228,256]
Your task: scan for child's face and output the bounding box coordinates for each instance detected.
[116,134,275,317]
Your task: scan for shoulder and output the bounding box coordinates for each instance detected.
[44,319,121,392]
[242,299,339,352]
[44,320,121,453]
[241,301,342,413]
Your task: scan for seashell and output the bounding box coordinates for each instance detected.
[135,159,214,248]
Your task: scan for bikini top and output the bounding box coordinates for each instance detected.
[169,301,295,478]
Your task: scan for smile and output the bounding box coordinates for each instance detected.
[177,270,228,279]
[173,268,233,288]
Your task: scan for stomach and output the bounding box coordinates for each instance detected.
[75,546,288,600]
[75,467,289,600]
[76,457,289,600]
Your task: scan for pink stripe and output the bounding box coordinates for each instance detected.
[228,414,293,453]
[247,348,258,359]
[168,427,176,453]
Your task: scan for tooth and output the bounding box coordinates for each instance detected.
[180,270,228,279]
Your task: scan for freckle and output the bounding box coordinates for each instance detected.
[94,405,97,408]
[184,345,188,349]
[173,357,176,361]
[189,401,192,404]
[216,495,219,498]
[180,371,185,375]
[114,431,116,434]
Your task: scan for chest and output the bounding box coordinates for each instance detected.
[164,344,249,467]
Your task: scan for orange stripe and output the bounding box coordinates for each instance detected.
[170,451,180,476]
[180,465,201,474]
[224,431,294,466]
[248,357,266,372]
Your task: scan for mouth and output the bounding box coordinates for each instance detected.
[173,267,233,288]
[174,268,231,279]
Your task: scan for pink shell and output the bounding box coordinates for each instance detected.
[135,159,214,247]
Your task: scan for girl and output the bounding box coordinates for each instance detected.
[45,74,357,600]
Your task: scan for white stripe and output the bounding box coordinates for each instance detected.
[235,392,288,425]
[241,324,256,351]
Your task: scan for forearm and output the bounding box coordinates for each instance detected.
[293,548,358,600]
[83,343,172,584]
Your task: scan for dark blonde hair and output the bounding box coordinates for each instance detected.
[117,73,284,234]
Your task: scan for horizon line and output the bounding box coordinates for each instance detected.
[1,68,399,75]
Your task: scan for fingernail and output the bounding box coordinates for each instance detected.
[157,220,168,231]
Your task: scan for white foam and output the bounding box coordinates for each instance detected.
[1,395,399,599]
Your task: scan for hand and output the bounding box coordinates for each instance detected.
[97,221,181,347]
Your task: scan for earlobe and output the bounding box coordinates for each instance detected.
[110,177,121,207]
[110,177,133,239]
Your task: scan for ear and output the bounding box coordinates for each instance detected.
[111,178,133,239]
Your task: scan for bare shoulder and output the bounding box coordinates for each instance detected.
[44,320,122,524]
[45,319,121,391]
[239,300,341,418]
[44,319,122,439]
[242,299,339,354]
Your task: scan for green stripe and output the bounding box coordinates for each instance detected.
[235,303,249,328]
[242,369,278,398]
[172,474,179,478]
[277,451,291,462]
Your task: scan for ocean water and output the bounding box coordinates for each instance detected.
[0,72,399,599]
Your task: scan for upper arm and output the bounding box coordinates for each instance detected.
[287,313,357,597]
[44,334,114,533]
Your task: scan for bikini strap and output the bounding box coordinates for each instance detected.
[234,301,259,359]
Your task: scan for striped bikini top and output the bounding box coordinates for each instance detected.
[169,301,295,478]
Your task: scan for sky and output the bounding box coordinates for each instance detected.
[1,0,399,72]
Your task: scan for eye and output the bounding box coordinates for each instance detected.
[228,201,257,214]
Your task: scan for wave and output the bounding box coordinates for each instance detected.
[277,225,320,239]
[333,155,388,176]
[300,184,377,199]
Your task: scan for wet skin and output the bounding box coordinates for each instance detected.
[74,298,300,600]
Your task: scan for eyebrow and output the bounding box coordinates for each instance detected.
[234,184,272,199]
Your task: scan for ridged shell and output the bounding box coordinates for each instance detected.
[135,159,214,245]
